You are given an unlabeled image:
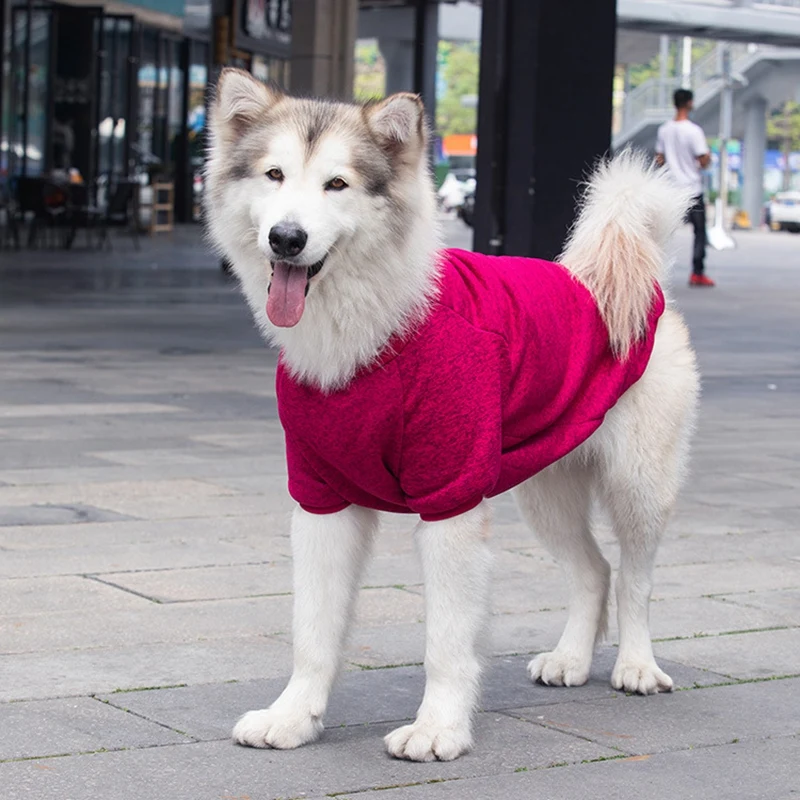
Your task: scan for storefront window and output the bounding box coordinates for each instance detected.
[167,39,184,171]
[137,31,157,169]
[187,41,208,221]
[8,8,52,177]
[96,17,133,181]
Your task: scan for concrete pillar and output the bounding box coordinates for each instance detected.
[371,2,438,142]
[379,38,415,95]
[474,0,616,259]
[658,35,669,108]
[413,0,439,126]
[743,96,768,227]
[291,0,358,98]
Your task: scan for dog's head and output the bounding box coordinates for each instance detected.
[205,69,430,329]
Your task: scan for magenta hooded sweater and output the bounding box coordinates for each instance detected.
[277,248,664,522]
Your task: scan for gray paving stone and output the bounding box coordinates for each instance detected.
[508,676,800,755]
[0,637,293,702]
[0,539,271,578]
[95,562,295,603]
[2,594,294,654]
[654,627,800,679]
[714,588,800,624]
[0,696,189,761]
[357,736,800,800]
[653,528,800,565]
[652,558,800,599]
[646,596,790,639]
[1,223,799,797]
[0,715,619,800]
[0,513,293,554]
[97,651,725,743]
[0,503,135,527]
[0,575,150,615]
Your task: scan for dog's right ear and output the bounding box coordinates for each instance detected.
[365,93,426,157]
[212,68,280,141]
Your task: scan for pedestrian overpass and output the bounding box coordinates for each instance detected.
[614,1,800,224]
[618,0,800,48]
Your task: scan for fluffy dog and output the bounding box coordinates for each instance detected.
[204,68,699,762]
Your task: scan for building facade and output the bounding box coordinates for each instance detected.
[0,0,292,223]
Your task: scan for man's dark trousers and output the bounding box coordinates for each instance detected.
[687,194,707,276]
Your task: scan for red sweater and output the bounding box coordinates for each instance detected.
[277,249,664,521]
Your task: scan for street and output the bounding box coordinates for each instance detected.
[0,221,798,799]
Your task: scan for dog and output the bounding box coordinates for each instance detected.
[204,68,700,763]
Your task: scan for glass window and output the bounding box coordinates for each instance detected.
[167,38,184,172]
[25,12,50,177]
[187,40,208,221]
[137,30,157,168]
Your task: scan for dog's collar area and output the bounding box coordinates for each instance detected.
[306,259,325,279]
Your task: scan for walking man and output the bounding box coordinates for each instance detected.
[656,89,715,287]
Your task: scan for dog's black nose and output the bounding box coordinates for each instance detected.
[269,224,307,258]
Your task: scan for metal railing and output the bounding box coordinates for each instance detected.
[617,42,759,142]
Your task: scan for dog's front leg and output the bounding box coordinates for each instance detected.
[233,504,377,749]
[385,502,492,761]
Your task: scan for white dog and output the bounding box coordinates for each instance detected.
[204,68,700,763]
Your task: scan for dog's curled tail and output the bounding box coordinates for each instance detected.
[559,149,693,360]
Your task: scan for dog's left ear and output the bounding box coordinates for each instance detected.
[365,93,426,155]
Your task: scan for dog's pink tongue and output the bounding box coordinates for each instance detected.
[267,262,307,327]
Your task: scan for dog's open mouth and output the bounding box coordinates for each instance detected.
[266,258,325,328]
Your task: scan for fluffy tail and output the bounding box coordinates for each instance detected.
[559,150,694,359]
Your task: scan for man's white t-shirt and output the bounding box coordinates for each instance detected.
[656,119,709,196]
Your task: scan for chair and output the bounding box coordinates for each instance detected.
[0,183,20,249]
[64,183,102,249]
[41,181,69,247]
[97,180,141,251]
[14,177,48,248]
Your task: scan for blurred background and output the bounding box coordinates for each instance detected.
[1,0,799,257]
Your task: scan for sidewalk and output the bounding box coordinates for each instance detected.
[0,225,798,799]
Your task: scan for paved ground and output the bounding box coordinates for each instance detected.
[0,222,798,799]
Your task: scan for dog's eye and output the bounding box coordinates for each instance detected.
[326,177,348,191]
[266,168,284,182]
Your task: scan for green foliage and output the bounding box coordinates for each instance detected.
[767,101,800,151]
[354,40,385,102]
[352,38,480,136]
[436,40,479,137]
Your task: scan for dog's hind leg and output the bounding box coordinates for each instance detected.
[233,505,378,749]
[514,461,610,687]
[385,501,493,762]
[593,312,699,694]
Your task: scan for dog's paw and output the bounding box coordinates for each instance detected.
[528,650,591,687]
[384,721,473,762]
[232,706,323,749]
[611,658,673,695]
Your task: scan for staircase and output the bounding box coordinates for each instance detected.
[614,42,759,151]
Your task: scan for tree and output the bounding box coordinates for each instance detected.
[767,101,800,191]
[435,41,479,137]
[354,40,385,102]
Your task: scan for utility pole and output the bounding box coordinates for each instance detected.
[659,35,669,109]
[708,43,736,250]
[681,36,692,88]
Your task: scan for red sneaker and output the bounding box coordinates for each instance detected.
[689,274,715,287]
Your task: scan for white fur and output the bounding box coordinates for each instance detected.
[560,150,694,358]
[233,505,377,748]
[384,503,492,761]
[207,117,700,760]
[205,87,439,393]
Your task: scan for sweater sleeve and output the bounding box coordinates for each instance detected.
[398,318,507,521]
[285,431,351,515]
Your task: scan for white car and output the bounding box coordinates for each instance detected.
[769,191,800,233]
